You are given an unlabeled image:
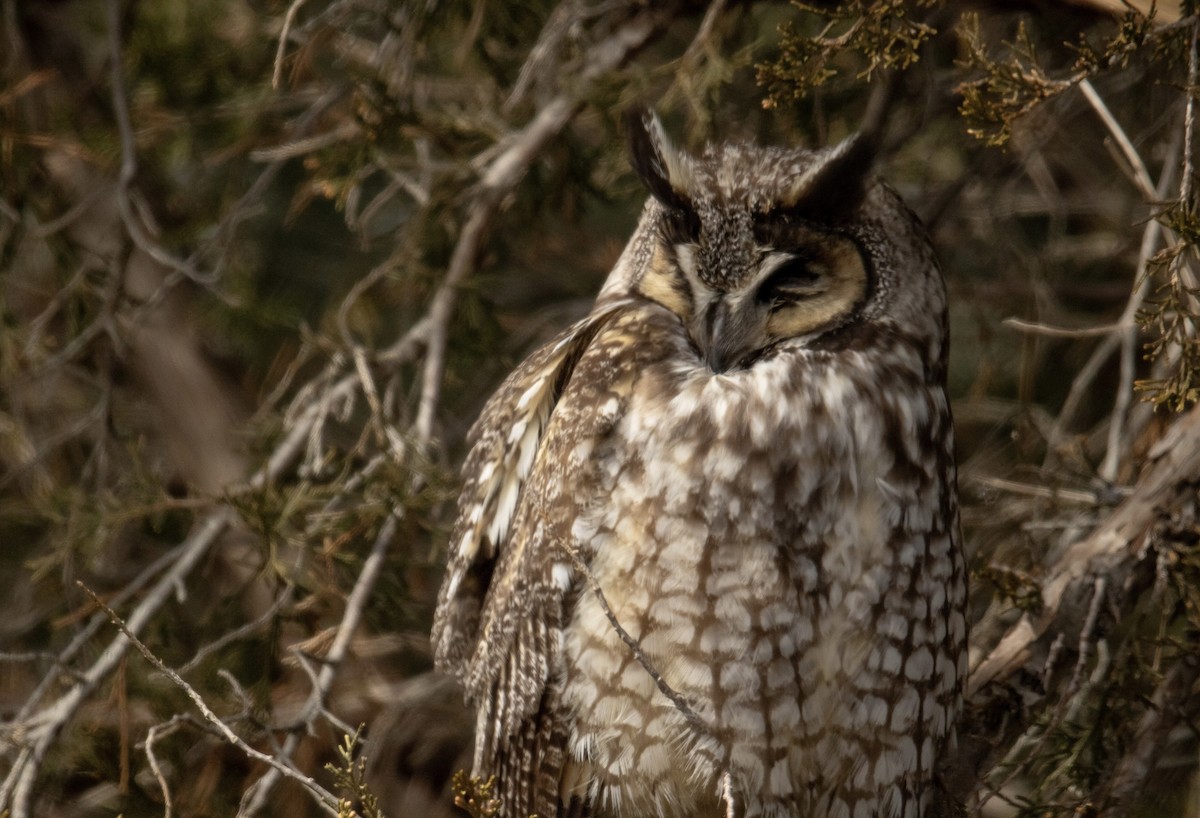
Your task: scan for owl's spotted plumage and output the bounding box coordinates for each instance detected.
[433,110,967,818]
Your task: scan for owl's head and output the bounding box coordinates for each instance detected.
[618,110,944,374]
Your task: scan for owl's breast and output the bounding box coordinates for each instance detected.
[559,345,961,817]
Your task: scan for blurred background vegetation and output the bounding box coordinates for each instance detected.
[2,0,1200,816]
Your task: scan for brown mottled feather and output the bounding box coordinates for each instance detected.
[433,112,966,818]
[433,299,676,818]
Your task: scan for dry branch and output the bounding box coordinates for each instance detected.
[2,508,236,817]
[74,581,342,815]
[970,402,1200,697]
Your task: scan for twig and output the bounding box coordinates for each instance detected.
[1100,116,1185,480]
[561,544,716,745]
[30,185,106,237]
[189,88,341,281]
[105,0,211,287]
[140,714,200,818]
[178,588,294,676]
[3,508,234,818]
[4,543,181,729]
[973,475,1099,504]
[1063,577,1108,705]
[1079,79,1156,200]
[680,0,731,69]
[238,512,399,815]
[1003,317,1123,338]
[249,121,360,162]
[1048,126,1181,462]
[413,3,674,450]
[272,0,309,90]
[74,581,340,815]
[1073,78,1171,481]
[505,0,630,111]
[0,397,108,492]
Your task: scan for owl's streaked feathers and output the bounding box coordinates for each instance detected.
[432,109,967,818]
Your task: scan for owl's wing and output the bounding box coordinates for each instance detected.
[432,297,669,816]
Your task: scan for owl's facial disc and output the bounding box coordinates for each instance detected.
[754,232,869,342]
[637,220,869,372]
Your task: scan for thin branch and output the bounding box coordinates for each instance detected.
[143,731,174,817]
[4,543,180,729]
[273,0,309,90]
[4,508,235,818]
[1048,125,1181,460]
[973,475,1100,504]
[679,0,732,69]
[140,714,200,818]
[1063,577,1108,705]
[105,0,211,286]
[413,3,675,449]
[249,121,360,162]
[1079,79,1156,200]
[1100,116,1185,480]
[238,512,399,815]
[29,185,106,237]
[178,588,294,676]
[1003,317,1123,338]
[560,544,716,745]
[74,581,340,814]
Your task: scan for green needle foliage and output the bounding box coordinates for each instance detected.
[328,729,385,818]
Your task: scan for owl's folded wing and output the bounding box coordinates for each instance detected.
[432,297,671,814]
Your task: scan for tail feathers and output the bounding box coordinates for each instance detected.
[485,686,574,818]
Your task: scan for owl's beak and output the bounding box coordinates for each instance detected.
[694,297,764,374]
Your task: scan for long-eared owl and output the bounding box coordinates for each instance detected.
[432,109,967,818]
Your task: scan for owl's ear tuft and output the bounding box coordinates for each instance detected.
[782,77,894,222]
[625,108,696,211]
[782,133,876,222]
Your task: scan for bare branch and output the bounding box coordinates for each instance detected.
[970,402,1200,696]
[3,508,235,818]
[414,3,677,449]
[104,0,212,287]
[1004,317,1124,338]
[178,588,295,676]
[1079,79,1156,200]
[272,0,309,90]
[239,512,400,815]
[74,581,341,815]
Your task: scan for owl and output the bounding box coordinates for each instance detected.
[432,109,967,818]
